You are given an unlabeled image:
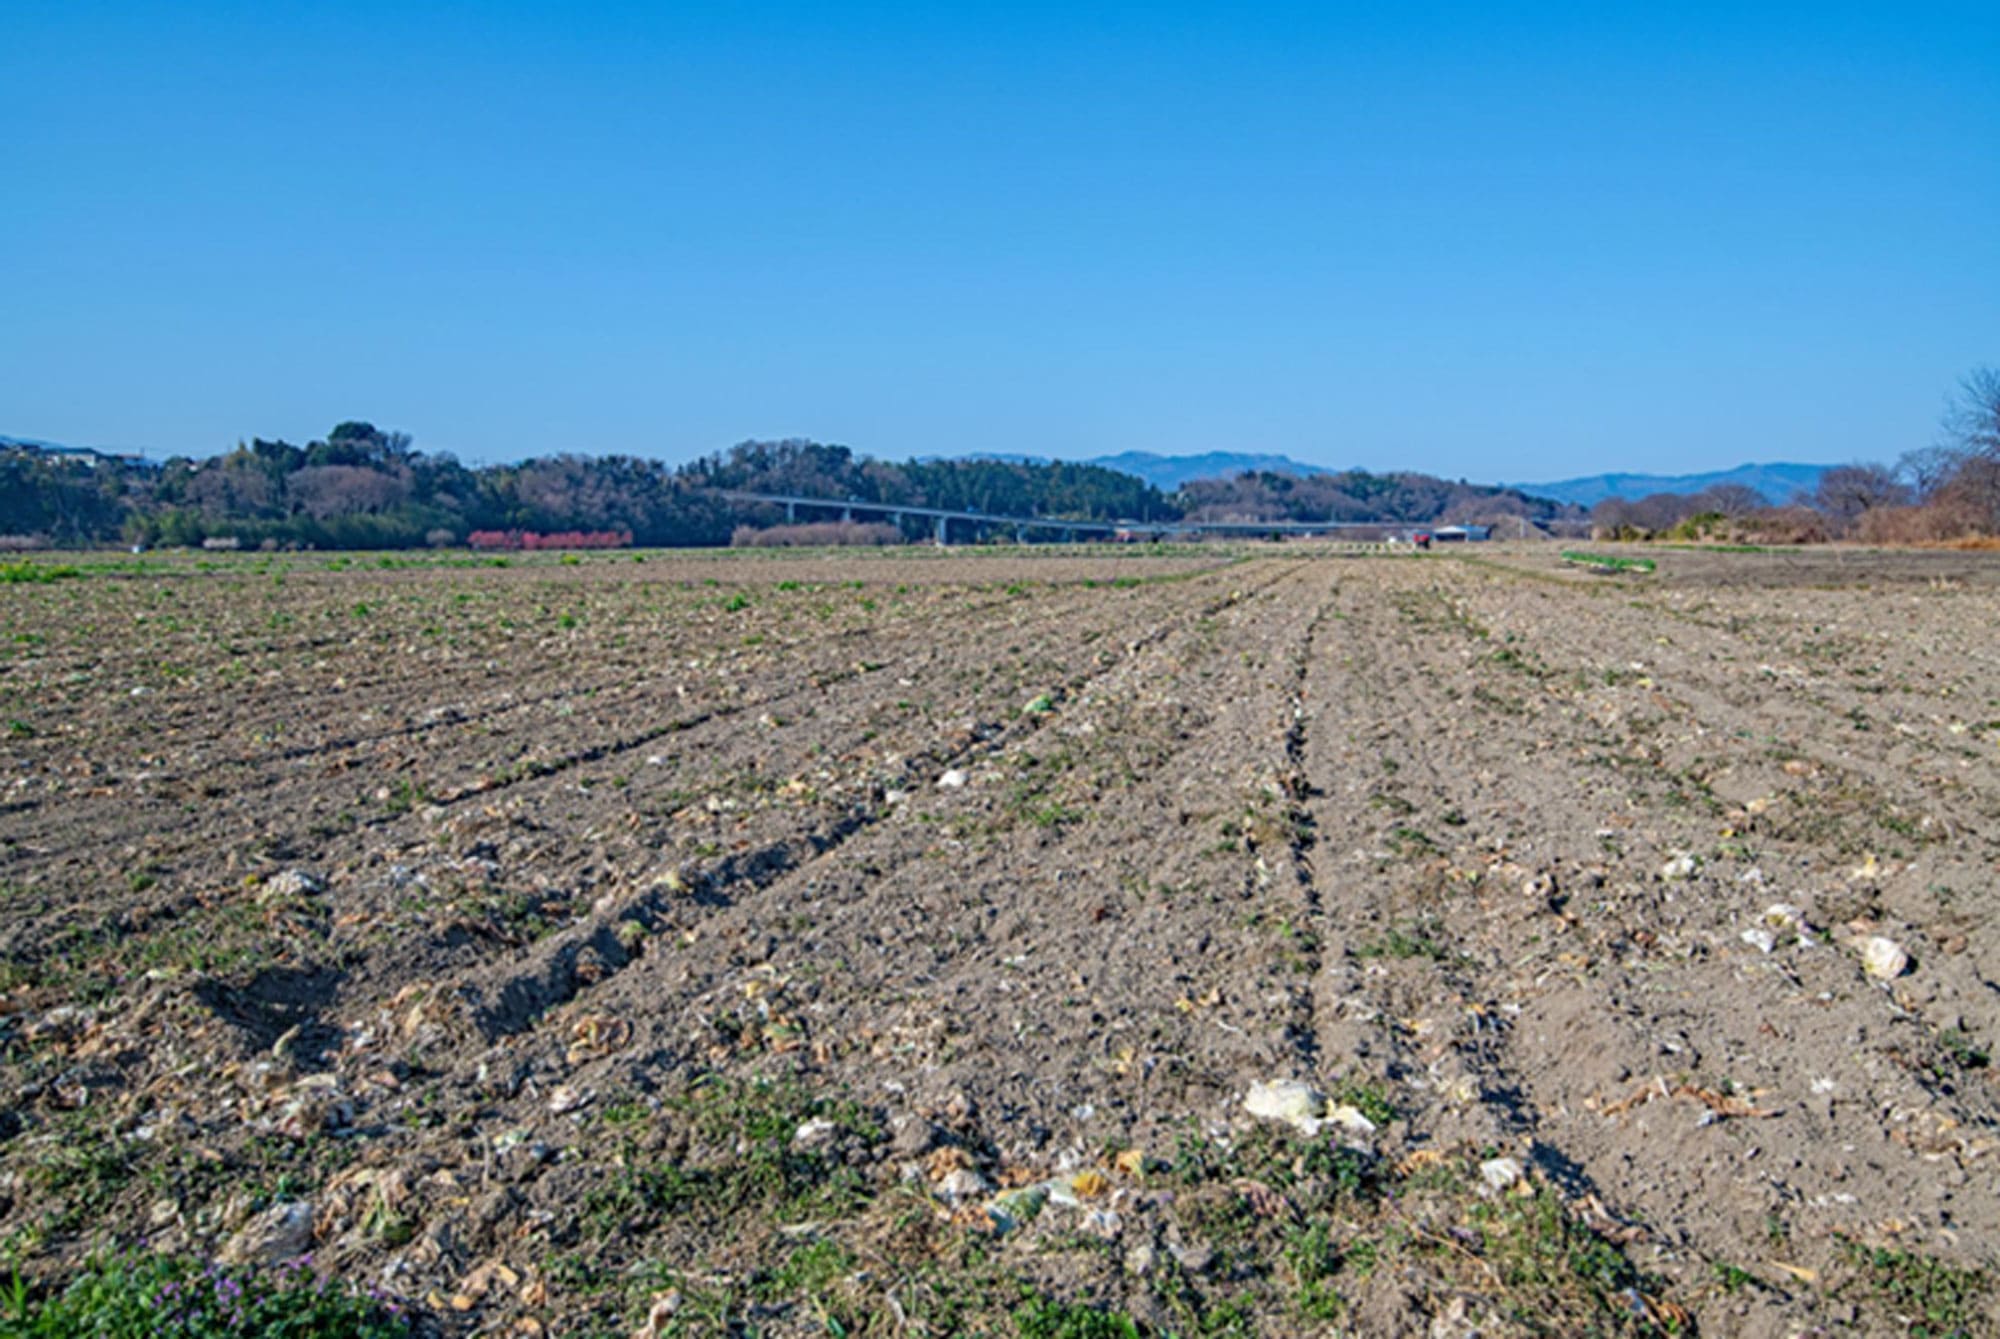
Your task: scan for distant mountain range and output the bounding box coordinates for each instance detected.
[1,434,76,453]
[955,450,1335,490]
[1505,462,1831,508]
[11,429,1832,508]
[957,451,1831,506]
[2,432,155,465]
[1078,451,1336,490]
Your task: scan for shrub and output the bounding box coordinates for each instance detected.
[1665,511,1727,541]
[1732,506,1832,545]
[1854,502,1985,546]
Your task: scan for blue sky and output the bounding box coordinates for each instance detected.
[3,2,1995,479]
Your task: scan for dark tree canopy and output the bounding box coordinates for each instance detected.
[10,373,2000,550]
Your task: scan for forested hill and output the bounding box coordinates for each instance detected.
[2,425,1567,548]
[1176,470,1569,524]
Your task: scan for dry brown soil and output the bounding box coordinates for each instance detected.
[4,544,1999,1336]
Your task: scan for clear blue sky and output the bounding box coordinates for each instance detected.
[4,2,1995,480]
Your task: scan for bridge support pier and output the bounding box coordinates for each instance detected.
[935,515,948,546]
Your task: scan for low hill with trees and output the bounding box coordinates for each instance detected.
[0,429,1562,550]
[5,366,1994,549]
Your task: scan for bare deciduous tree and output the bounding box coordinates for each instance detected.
[1906,369,2000,530]
[1897,445,1962,501]
[287,465,411,519]
[1694,483,1764,516]
[1942,366,2000,459]
[1813,464,1911,526]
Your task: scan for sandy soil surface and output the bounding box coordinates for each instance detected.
[4,543,1998,1336]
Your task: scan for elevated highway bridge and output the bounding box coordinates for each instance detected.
[710,490,1407,545]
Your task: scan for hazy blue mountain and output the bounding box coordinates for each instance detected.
[946,450,1334,490]
[4,434,165,471]
[1083,451,1335,490]
[1508,462,1831,508]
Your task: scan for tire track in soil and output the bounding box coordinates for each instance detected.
[64,578,1078,781]
[409,555,1291,825]
[1295,575,1509,1147]
[3,571,1248,895]
[1445,558,2000,1066]
[6,583,1151,970]
[338,561,1315,1053]
[1307,570,1726,1199]
[0,565,1259,959]
[3,583,1064,843]
[1288,568,1757,1332]
[512,561,1341,1138]
[1308,576,1561,1137]
[1257,581,1341,1079]
[2,562,1289,1105]
[1302,560,2000,1335]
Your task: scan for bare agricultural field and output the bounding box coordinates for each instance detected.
[4,543,2000,1337]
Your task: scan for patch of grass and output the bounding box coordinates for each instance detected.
[1938,1028,1991,1072]
[1014,1296,1140,1338]
[1473,1184,1681,1334]
[758,1238,853,1301]
[0,563,83,584]
[33,1127,134,1231]
[584,1078,879,1238]
[1330,1081,1397,1127]
[3,1251,411,1337]
[1152,1128,1683,1333]
[1561,550,1656,575]
[1356,920,1449,962]
[1483,645,1548,677]
[1385,825,1436,859]
[1367,791,1415,817]
[1711,1261,1758,1293]
[1283,1221,1347,1320]
[380,778,430,814]
[1839,1240,1990,1338]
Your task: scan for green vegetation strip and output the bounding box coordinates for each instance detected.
[1560,550,1656,574]
[0,563,83,584]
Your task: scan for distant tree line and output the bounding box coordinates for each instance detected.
[1176,469,1571,527]
[4,368,1992,550]
[1590,368,2000,544]
[1,424,1567,550]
